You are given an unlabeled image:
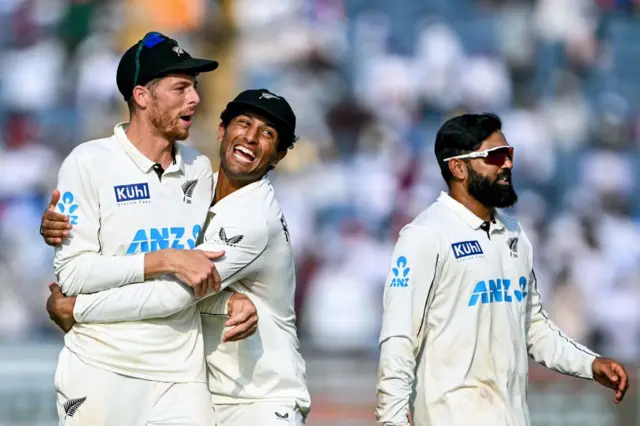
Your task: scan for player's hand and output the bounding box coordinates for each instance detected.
[169,249,225,298]
[592,357,629,404]
[223,293,258,342]
[46,283,77,333]
[40,189,72,246]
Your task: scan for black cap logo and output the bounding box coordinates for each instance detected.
[259,91,280,100]
[172,46,185,56]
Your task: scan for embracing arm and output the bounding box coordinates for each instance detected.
[73,214,267,323]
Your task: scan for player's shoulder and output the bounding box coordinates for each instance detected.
[60,135,119,173]
[176,142,212,173]
[68,135,117,159]
[401,200,449,236]
[495,209,525,234]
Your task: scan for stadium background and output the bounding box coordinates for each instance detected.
[1,0,640,424]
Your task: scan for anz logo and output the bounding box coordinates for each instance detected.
[126,225,201,254]
[468,276,528,307]
[389,256,410,288]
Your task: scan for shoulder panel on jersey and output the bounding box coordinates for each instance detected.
[200,203,269,253]
[494,209,522,234]
[64,136,118,179]
[176,142,207,164]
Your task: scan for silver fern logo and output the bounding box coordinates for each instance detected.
[507,237,518,258]
[181,179,198,204]
[63,396,87,418]
[259,91,280,100]
[218,228,244,246]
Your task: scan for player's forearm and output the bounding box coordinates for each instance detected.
[54,253,145,296]
[376,337,415,426]
[527,315,598,379]
[143,249,182,279]
[74,278,197,323]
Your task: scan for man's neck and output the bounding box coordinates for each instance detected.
[213,167,260,204]
[448,185,494,222]
[125,117,174,169]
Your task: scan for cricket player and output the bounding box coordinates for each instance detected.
[43,31,261,426]
[43,89,311,425]
[376,113,629,426]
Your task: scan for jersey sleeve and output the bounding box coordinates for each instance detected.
[522,230,598,379]
[197,289,233,316]
[376,224,441,426]
[53,148,144,297]
[73,210,268,323]
[525,269,598,379]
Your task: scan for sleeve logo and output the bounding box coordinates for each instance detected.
[218,228,244,246]
[390,256,410,287]
[58,191,79,225]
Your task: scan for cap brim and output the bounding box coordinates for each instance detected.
[227,101,294,133]
[157,58,219,76]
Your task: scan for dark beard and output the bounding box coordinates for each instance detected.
[467,165,518,208]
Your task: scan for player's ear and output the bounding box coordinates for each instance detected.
[449,159,468,181]
[132,86,150,109]
[217,122,226,144]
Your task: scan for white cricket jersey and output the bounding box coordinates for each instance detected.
[72,174,310,414]
[376,192,598,426]
[54,122,213,382]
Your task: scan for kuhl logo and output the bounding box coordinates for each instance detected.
[58,191,79,225]
[390,256,410,288]
[451,240,483,260]
[126,225,201,254]
[468,276,528,306]
[114,183,150,203]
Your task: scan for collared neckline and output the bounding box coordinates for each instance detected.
[437,191,505,232]
[210,173,269,211]
[114,122,184,175]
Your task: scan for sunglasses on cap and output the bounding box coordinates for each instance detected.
[133,32,169,87]
[443,146,514,167]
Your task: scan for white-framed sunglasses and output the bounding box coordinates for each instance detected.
[443,146,514,165]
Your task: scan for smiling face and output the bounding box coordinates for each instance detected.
[135,72,200,141]
[218,111,287,183]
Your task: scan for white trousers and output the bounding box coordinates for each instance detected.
[214,401,305,426]
[55,347,215,426]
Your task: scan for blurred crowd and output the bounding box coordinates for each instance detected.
[1,0,640,364]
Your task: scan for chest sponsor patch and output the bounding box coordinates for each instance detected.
[114,183,151,204]
[451,240,484,260]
